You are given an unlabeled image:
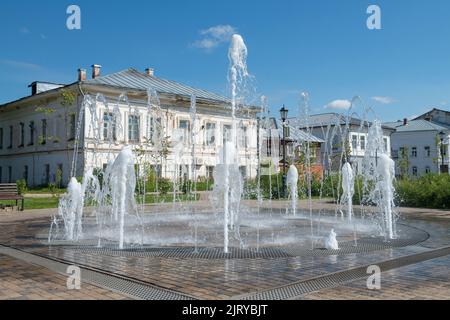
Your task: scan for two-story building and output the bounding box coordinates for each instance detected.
[384,108,450,177]
[290,113,394,173]
[0,65,259,187]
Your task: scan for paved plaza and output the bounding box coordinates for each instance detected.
[0,200,449,300]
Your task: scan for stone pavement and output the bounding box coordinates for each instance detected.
[0,253,129,300]
[299,254,450,300]
[0,200,449,300]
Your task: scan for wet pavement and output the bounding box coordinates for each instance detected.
[0,201,449,300]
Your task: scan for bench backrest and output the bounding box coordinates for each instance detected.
[0,184,19,195]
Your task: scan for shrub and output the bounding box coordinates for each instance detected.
[395,173,450,209]
[158,178,172,195]
[16,179,28,195]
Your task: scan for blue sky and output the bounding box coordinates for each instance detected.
[1,0,450,121]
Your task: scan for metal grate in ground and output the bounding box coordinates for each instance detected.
[0,244,195,300]
[237,245,450,300]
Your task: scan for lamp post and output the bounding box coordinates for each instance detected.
[280,105,289,198]
[438,131,446,174]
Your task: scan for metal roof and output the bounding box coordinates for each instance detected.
[263,118,324,143]
[288,112,394,131]
[388,119,449,132]
[85,68,230,103]
[289,113,364,128]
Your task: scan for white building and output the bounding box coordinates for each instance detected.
[0,66,259,187]
[291,113,393,173]
[384,109,450,177]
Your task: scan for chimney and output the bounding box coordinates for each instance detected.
[91,64,102,79]
[403,118,408,126]
[78,68,86,81]
[145,68,154,76]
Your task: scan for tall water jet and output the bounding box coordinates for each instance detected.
[57,177,83,241]
[212,142,243,253]
[341,162,355,221]
[190,94,197,199]
[214,34,249,253]
[377,153,395,239]
[105,146,137,249]
[287,165,298,215]
[363,120,397,240]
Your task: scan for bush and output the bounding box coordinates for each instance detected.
[47,183,58,197]
[395,174,450,209]
[16,179,28,195]
[158,178,172,195]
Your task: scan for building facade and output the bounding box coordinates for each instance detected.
[290,113,393,173]
[0,66,259,187]
[385,109,450,177]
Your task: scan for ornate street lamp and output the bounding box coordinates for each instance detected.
[438,131,446,174]
[280,105,289,198]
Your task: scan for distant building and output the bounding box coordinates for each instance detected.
[0,65,259,187]
[384,108,450,177]
[290,113,394,173]
[259,118,324,175]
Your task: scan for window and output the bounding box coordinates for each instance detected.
[179,119,190,144]
[41,119,47,145]
[56,164,63,186]
[128,115,140,143]
[44,164,50,185]
[69,114,76,140]
[29,121,35,145]
[411,147,417,158]
[412,166,418,176]
[266,137,272,157]
[351,135,358,150]
[0,128,3,149]
[205,123,216,146]
[153,164,162,179]
[146,116,161,144]
[19,123,25,147]
[239,166,247,179]
[424,146,431,157]
[103,112,117,141]
[425,166,431,174]
[8,126,13,149]
[207,166,214,180]
[223,124,232,143]
[239,125,248,148]
[360,136,365,150]
[8,166,12,183]
[23,166,28,185]
[383,138,388,152]
[0,167,2,183]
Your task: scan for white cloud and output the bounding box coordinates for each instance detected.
[192,25,237,51]
[324,99,352,110]
[371,96,395,104]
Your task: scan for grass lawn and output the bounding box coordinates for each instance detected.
[0,197,60,210]
[1,193,200,210]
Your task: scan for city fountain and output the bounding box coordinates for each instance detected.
[49,33,401,255]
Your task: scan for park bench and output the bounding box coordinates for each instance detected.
[0,183,24,211]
